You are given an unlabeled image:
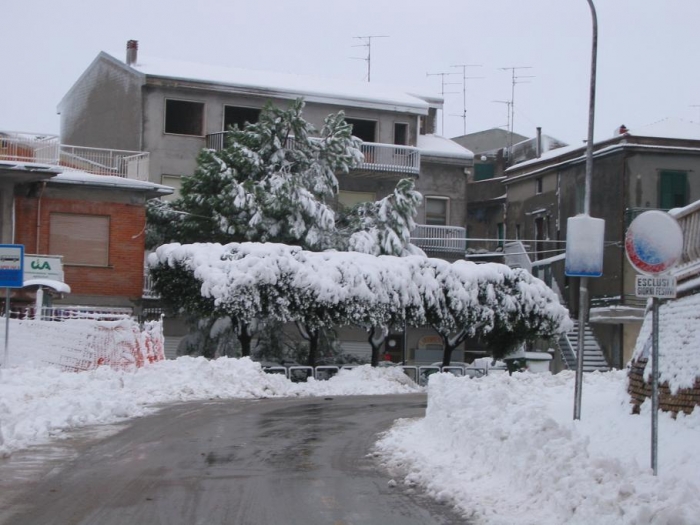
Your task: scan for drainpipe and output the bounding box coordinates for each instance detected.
[35,182,46,253]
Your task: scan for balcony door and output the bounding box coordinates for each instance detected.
[346,119,377,143]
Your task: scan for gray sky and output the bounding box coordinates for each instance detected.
[3,0,699,146]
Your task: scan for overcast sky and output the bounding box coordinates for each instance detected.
[3,0,699,146]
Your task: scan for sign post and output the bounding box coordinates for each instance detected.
[0,245,25,371]
[625,210,683,476]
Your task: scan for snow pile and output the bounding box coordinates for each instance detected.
[0,358,420,456]
[632,292,700,392]
[375,371,700,525]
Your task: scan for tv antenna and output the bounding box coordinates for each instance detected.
[426,71,460,135]
[451,64,483,136]
[352,35,389,82]
[499,66,534,148]
[492,100,513,131]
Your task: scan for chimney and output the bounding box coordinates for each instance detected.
[536,127,542,158]
[126,40,138,66]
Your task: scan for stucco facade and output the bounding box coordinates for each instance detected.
[504,128,700,368]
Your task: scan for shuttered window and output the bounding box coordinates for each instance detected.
[659,170,688,209]
[49,213,110,266]
[425,197,448,225]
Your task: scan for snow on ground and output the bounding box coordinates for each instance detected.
[0,357,419,456]
[1,349,699,524]
[375,371,700,525]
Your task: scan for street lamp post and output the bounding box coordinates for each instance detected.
[573,0,598,421]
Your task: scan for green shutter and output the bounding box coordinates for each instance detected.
[474,163,495,181]
[659,171,688,209]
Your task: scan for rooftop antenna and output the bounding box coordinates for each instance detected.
[492,100,513,131]
[499,66,534,148]
[451,64,483,136]
[426,71,460,135]
[352,35,389,82]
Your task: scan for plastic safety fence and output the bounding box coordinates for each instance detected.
[6,318,164,371]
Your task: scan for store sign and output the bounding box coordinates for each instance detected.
[24,255,64,282]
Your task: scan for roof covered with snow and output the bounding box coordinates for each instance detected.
[108,52,440,116]
[417,134,473,161]
[53,169,173,196]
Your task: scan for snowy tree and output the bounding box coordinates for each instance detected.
[149,243,572,367]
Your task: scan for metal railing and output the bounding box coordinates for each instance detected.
[205,132,420,177]
[358,143,420,176]
[143,268,159,299]
[0,131,149,180]
[669,201,700,287]
[411,225,467,254]
[4,305,133,321]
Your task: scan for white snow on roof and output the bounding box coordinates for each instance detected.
[628,117,700,140]
[116,53,437,115]
[417,134,473,160]
[54,169,173,194]
[23,278,71,294]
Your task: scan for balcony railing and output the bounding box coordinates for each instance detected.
[669,201,700,291]
[143,267,159,299]
[411,225,466,254]
[0,131,149,180]
[205,132,420,178]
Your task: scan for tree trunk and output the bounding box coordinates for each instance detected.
[237,322,252,357]
[306,328,319,368]
[367,326,387,367]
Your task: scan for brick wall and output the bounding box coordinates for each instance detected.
[15,194,146,301]
[628,358,700,416]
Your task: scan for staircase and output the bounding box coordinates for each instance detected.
[558,322,609,372]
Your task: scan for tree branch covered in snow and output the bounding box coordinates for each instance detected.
[148,242,572,365]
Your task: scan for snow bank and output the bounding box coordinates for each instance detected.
[0,358,421,456]
[375,371,700,525]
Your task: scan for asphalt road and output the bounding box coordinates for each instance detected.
[0,394,470,525]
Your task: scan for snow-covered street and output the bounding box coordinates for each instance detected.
[1,357,698,524]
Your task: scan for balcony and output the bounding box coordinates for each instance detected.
[0,131,149,180]
[206,132,420,179]
[669,200,700,292]
[411,224,466,256]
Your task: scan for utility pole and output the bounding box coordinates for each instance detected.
[352,35,389,82]
[498,66,534,148]
[426,71,460,135]
[451,64,483,136]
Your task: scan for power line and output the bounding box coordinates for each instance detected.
[352,35,389,82]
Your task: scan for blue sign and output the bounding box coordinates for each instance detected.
[0,245,25,288]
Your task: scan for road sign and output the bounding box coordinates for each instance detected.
[0,245,24,288]
[625,210,683,276]
[565,215,605,277]
[635,275,677,298]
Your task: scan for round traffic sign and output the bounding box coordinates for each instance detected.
[625,210,683,275]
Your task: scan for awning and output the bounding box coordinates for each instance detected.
[22,279,71,294]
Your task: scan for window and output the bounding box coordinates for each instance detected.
[659,170,688,209]
[515,224,521,240]
[49,213,110,266]
[425,197,448,226]
[497,223,505,248]
[346,118,377,142]
[338,190,376,209]
[165,99,204,136]
[536,177,543,194]
[224,106,261,131]
[474,164,495,181]
[161,174,183,202]
[394,123,408,145]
